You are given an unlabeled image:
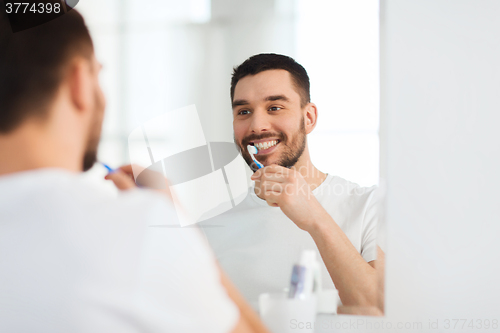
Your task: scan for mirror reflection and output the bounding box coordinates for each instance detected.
[79,0,385,320]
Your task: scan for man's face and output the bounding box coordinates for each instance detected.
[82,56,106,172]
[232,69,307,170]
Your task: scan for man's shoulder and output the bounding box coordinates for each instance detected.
[74,178,179,227]
[319,174,378,200]
[0,168,177,226]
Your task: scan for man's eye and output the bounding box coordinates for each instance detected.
[269,107,282,111]
[238,110,250,115]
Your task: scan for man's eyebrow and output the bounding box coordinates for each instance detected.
[232,99,249,108]
[232,95,290,108]
[265,95,290,103]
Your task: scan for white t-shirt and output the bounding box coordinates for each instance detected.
[200,174,379,308]
[0,169,238,333]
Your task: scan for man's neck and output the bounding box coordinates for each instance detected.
[291,158,327,191]
[0,121,82,177]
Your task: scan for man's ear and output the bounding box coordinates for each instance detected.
[304,103,318,134]
[66,57,93,114]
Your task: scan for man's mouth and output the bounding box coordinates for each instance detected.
[249,139,281,154]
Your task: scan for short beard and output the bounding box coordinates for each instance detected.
[82,149,98,172]
[82,88,104,172]
[82,123,100,172]
[236,116,307,171]
[275,119,306,168]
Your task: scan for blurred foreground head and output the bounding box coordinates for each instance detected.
[0,6,104,172]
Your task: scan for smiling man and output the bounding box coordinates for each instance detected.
[200,53,385,313]
[0,9,270,332]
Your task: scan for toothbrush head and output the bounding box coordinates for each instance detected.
[247,144,263,169]
[247,145,258,155]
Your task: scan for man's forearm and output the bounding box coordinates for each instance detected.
[307,210,379,307]
[219,267,271,333]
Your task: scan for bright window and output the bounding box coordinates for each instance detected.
[296,0,380,186]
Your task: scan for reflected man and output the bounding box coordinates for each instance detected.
[200,53,385,314]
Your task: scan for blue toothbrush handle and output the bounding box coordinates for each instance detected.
[100,162,115,173]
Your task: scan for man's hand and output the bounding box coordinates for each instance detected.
[104,165,138,190]
[251,164,326,232]
[252,165,385,310]
[105,164,173,201]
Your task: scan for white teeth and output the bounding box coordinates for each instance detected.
[255,140,278,150]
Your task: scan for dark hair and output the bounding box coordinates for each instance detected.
[0,6,93,133]
[230,53,311,107]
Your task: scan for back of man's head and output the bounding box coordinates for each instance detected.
[230,53,311,108]
[0,6,93,134]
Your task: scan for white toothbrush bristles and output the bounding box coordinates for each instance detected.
[247,145,263,169]
[247,145,258,155]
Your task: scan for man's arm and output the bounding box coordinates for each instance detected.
[308,212,383,308]
[252,165,384,311]
[219,267,271,333]
[106,168,270,332]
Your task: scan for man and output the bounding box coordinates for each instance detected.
[0,8,268,332]
[199,54,385,313]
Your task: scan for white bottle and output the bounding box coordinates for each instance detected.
[297,250,322,299]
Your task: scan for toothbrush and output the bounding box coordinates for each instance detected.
[100,162,116,173]
[247,145,264,169]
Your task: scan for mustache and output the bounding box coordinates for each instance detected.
[241,132,286,147]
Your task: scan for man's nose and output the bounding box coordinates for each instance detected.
[249,110,271,134]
